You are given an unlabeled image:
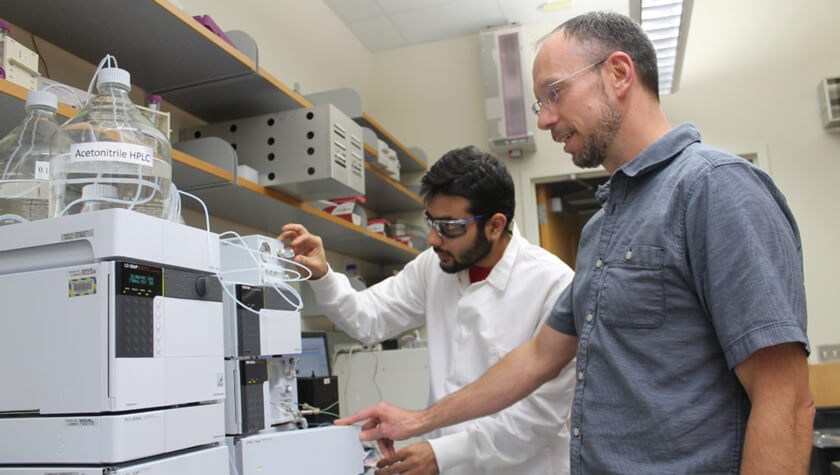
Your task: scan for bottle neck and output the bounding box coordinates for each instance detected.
[25,106,58,119]
[97,84,131,98]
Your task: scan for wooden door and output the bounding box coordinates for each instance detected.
[536,183,581,269]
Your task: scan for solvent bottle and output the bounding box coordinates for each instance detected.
[346,264,367,291]
[50,65,172,218]
[0,90,59,225]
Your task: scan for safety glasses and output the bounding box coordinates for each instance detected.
[424,211,488,239]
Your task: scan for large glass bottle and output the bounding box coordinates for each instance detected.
[0,90,59,225]
[50,66,172,218]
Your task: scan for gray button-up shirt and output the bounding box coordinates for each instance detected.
[547,123,809,474]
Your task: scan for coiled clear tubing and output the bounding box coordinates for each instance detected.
[50,56,172,218]
[0,91,59,225]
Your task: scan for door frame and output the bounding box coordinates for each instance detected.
[518,166,608,245]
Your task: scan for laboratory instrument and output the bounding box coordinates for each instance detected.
[226,425,364,475]
[219,234,303,437]
[0,445,229,475]
[0,209,225,467]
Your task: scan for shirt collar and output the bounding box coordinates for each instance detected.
[618,123,701,178]
[479,226,522,291]
[596,123,701,206]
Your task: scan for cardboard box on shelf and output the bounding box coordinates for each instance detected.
[323,196,367,228]
[366,218,391,236]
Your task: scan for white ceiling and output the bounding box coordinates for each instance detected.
[324,0,629,52]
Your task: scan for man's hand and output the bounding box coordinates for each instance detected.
[335,401,427,443]
[277,223,329,279]
[375,442,439,475]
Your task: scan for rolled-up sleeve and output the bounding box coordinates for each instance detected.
[683,161,809,368]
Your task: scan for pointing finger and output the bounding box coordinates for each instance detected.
[334,406,377,426]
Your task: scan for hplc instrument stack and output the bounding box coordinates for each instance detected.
[218,234,363,475]
[0,210,230,473]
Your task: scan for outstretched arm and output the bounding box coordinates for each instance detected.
[336,323,578,442]
[279,223,427,344]
[735,342,814,475]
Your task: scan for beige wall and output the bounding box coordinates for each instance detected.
[660,0,840,360]
[367,1,840,359]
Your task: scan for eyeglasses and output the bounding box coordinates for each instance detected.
[424,211,488,239]
[531,57,608,116]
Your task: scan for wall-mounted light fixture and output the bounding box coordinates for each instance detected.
[630,0,693,95]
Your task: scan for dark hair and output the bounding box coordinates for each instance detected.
[552,11,660,100]
[420,146,515,233]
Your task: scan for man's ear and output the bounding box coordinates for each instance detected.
[605,51,634,99]
[485,213,508,239]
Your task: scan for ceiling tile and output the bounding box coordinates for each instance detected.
[348,15,408,52]
[324,0,384,21]
[498,0,628,25]
[389,0,506,44]
[375,0,452,14]
[327,0,631,52]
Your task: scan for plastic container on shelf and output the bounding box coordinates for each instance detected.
[145,94,162,111]
[345,264,367,291]
[0,18,40,90]
[0,19,8,80]
[141,93,171,140]
[49,59,172,218]
[0,90,59,225]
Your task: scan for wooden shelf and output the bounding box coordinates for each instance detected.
[171,152,421,263]
[355,113,427,173]
[167,151,423,264]
[216,177,421,264]
[364,163,424,213]
[0,83,421,265]
[0,0,429,264]
[1,0,311,122]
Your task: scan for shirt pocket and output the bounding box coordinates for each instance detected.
[600,244,665,329]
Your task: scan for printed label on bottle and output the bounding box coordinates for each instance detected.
[34,160,50,180]
[70,142,154,168]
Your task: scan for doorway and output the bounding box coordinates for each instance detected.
[535,175,608,269]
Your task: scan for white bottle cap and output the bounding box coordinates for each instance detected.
[25,90,58,111]
[81,183,119,200]
[96,67,131,91]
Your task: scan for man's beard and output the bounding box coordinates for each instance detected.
[573,96,622,169]
[435,229,493,274]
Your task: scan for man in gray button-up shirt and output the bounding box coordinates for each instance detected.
[337,11,814,475]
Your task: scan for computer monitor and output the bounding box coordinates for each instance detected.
[297,332,331,378]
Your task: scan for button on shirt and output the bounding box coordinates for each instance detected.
[310,230,576,474]
[547,123,809,474]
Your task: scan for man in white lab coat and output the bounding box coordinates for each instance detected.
[279,146,575,475]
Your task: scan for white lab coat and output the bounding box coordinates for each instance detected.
[308,231,575,474]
